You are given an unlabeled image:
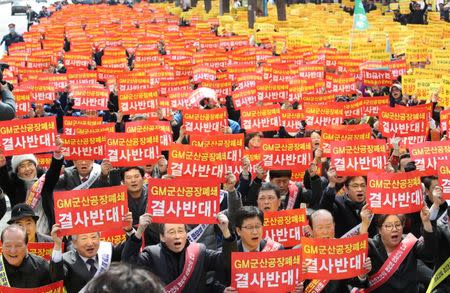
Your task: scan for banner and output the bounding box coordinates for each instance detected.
[0,281,64,292]
[410,141,450,176]
[168,144,227,180]
[330,140,387,176]
[232,87,258,110]
[183,108,228,134]
[54,185,128,236]
[63,117,103,135]
[240,105,281,132]
[125,121,173,150]
[367,171,424,214]
[261,138,312,171]
[438,163,450,200]
[14,90,31,116]
[257,81,290,103]
[304,103,344,127]
[361,96,389,116]
[146,178,220,224]
[263,209,308,248]
[61,134,106,160]
[362,69,393,87]
[35,153,53,170]
[440,109,450,134]
[0,117,57,156]
[231,249,302,293]
[321,124,372,156]
[118,89,159,114]
[301,234,368,280]
[100,229,126,246]
[281,109,305,132]
[379,106,429,144]
[72,86,109,110]
[106,132,160,167]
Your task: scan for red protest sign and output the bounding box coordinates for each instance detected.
[67,123,115,136]
[232,87,258,110]
[72,86,109,110]
[301,234,368,280]
[257,81,290,103]
[281,109,305,132]
[146,178,221,224]
[261,138,312,171]
[409,141,450,176]
[67,70,98,85]
[125,120,173,150]
[379,105,429,145]
[367,171,424,214]
[63,116,103,135]
[362,69,393,87]
[100,229,126,246]
[168,144,227,180]
[0,281,64,292]
[0,116,57,156]
[54,185,128,236]
[440,109,450,134]
[231,249,302,293]
[330,140,387,176]
[61,133,106,160]
[361,95,389,116]
[264,209,308,248]
[28,242,64,261]
[183,108,228,134]
[35,153,53,170]
[106,132,160,167]
[240,105,281,132]
[303,103,344,127]
[118,89,159,114]
[320,124,372,157]
[14,90,31,116]
[438,163,450,200]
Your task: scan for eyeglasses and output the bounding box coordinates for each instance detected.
[349,184,366,189]
[383,223,403,231]
[241,225,263,231]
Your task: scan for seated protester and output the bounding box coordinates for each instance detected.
[319,167,377,237]
[84,263,165,293]
[55,159,121,191]
[359,205,437,293]
[302,209,372,293]
[242,164,322,210]
[7,203,52,243]
[49,215,132,293]
[0,225,51,288]
[431,206,450,293]
[0,138,64,233]
[427,183,449,224]
[121,213,236,293]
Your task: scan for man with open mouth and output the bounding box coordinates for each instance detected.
[320,166,377,237]
[122,212,237,293]
[0,224,51,288]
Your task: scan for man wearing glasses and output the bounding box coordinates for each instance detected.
[319,167,377,237]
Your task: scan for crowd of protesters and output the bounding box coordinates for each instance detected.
[0,0,448,292]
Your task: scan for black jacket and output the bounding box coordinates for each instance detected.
[433,223,450,292]
[3,254,51,288]
[50,242,123,293]
[122,234,237,293]
[320,187,377,238]
[366,231,436,293]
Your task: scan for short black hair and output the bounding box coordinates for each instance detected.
[158,224,188,236]
[234,206,264,228]
[404,161,417,173]
[344,176,367,187]
[258,182,281,199]
[269,170,292,180]
[1,224,28,245]
[422,176,438,191]
[399,153,411,161]
[84,263,164,293]
[121,166,145,181]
